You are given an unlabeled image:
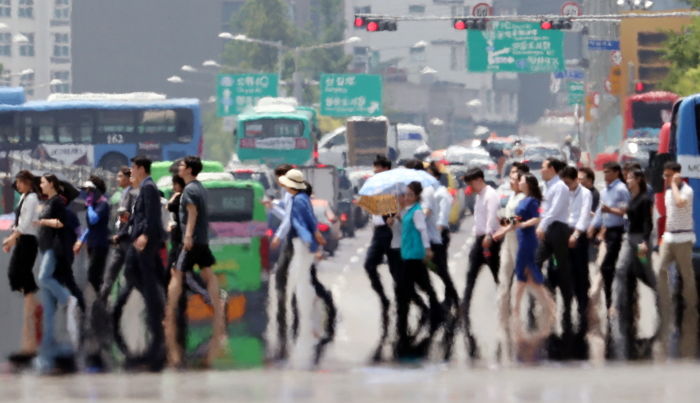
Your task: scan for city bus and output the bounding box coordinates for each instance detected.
[234,97,319,167]
[624,91,679,139]
[651,94,700,268]
[157,170,268,368]
[0,89,202,174]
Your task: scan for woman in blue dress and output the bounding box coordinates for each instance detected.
[508,173,556,343]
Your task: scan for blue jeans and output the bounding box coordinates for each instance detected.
[37,249,72,363]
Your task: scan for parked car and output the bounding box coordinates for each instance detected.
[521,143,567,170]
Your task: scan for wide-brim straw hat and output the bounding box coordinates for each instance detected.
[279,169,307,190]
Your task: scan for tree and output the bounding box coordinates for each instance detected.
[201,107,234,164]
[661,4,700,95]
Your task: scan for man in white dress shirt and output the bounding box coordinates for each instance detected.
[462,167,501,333]
[536,158,574,334]
[560,166,592,335]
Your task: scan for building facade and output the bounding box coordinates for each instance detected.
[0,0,72,99]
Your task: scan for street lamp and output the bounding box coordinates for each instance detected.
[219,32,362,101]
[202,60,221,68]
[617,0,653,10]
[181,65,198,73]
[167,75,184,84]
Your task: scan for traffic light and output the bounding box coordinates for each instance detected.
[453,18,487,31]
[539,18,573,30]
[353,15,367,29]
[635,81,645,93]
[366,19,397,32]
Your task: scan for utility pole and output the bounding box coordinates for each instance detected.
[583,0,620,156]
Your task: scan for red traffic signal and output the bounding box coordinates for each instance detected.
[540,18,572,30]
[452,18,487,31]
[354,16,367,28]
[365,19,397,32]
[635,82,645,93]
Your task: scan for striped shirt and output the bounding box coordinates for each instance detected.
[664,184,695,244]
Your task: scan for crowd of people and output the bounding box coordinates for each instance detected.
[2,156,227,373]
[1,150,697,372]
[359,155,696,361]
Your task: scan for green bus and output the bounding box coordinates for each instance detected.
[157,168,269,368]
[234,98,320,167]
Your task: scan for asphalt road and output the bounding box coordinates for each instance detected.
[0,215,688,402]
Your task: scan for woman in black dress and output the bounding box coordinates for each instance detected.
[2,171,41,360]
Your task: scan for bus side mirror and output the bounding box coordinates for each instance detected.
[650,152,675,193]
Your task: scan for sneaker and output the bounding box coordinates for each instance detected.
[66,296,80,349]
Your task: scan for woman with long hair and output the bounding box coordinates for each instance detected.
[2,171,41,361]
[34,174,79,372]
[509,173,556,354]
[610,169,656,359]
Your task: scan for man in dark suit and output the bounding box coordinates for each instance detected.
[122,155,166,370]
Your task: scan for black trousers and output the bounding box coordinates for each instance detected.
[568,233,590,333]
[463,234,501,329]
[537,221,573,333]
[121,243,165,367]
[274,238,294,358]
[396,259,441,352]
[431,229,459,309]
[100,240,129,300]
[87,245,109,293]
[364,225,393,309]
[601,226,625,309]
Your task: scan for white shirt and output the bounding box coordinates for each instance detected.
[273,192,293,240]
[390,215,402,249]
[538,176,571,231]
[568,184,593,232]
[13,192,39,237]
[372,214,386,227]
[473,185,500,236]
[401,205,431,249]
[504,191,525,219]
[435,185,453,230]
[663,184,696,244]
[421,186,442,244]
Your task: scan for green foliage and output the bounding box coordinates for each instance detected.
[662,18,700,95]
[201,107,234,164]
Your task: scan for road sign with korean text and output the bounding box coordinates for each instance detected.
[467,21,565,73]
[216,73,278,117]
[320,74,382,117]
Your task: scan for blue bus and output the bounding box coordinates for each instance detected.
[653,93,700,267]
[0,88,202,173]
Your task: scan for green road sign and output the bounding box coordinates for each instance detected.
[320,74,382,117]
[467,21,564,73]
[567,80,585,105]
[217,73,278,117]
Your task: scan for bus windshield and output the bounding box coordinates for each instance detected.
[631,101,673,130]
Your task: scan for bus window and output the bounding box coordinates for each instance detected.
[0,112,16,144]
[136,109,176,139]
[244,119,303,138]
[176,108,194,143]
[56,110,94,144]
[632,101,674,130]
[97,109,135,144]
[23,112,55,143]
